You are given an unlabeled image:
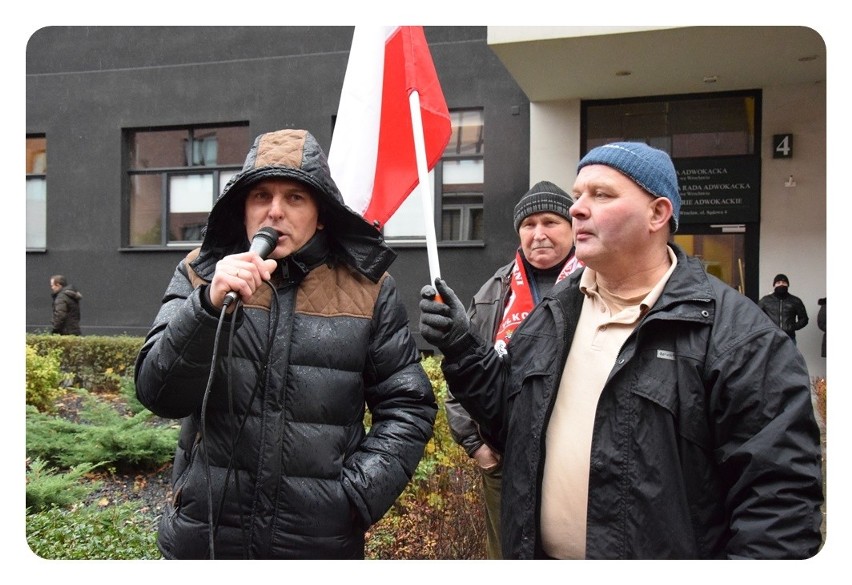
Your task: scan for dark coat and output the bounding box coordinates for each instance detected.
[441,244,824,559]
[444,259,513,456]
[51,286,82,335]
[757,290,809,341]
[134,129,436,559]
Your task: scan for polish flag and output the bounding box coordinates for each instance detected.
[329,26,452,229]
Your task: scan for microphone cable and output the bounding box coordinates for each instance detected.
[198,298,236,560]
[198,280,280,560]
[210,284,280,559]
[196,227,281,558]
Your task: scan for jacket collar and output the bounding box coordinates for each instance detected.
[549,243,715,323]
[276,229,331,285]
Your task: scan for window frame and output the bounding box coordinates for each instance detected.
[437,108,485,244]
[26,135,47,251]
[382,107,486,246]
[124,123,248,249]
[441,200,484,241]
[580,89,759,158]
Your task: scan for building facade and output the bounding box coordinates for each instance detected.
[26,25,530,347]
[488,26,826,378]
[26,25,826,378]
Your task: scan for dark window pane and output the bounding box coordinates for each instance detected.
[130,129,188,169]
[27,137,47,174]
[213,126,251,166]
[584,93,756,158]
[470,207,484,240]
[129,126,249,169]
[169,212,208,242]
[130,174,164,245]
[442,209,461,240]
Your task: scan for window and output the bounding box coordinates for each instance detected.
[26,136,47,249]
[582,90,761,297]
[583,91,757,158]
[127,124,250,247]
[440,109,485,241]
[383,109,485,242]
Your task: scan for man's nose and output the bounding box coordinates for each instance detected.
[570,199,585,219]
[268,195,285,218]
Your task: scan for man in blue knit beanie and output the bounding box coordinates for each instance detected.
[420,141,823,559]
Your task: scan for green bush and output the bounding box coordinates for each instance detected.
[26,390,178,471]
[26,458,102,513]
[26,334,144,393]
[23,349,487,559]
[365,355,487,559]
[119,373,147,415]
[26,502,160,560]
[25,345,64,413]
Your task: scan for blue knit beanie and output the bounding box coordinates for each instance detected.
[577,142,681,232]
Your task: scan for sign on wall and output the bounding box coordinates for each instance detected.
[675,157,761,225]
[772,134,793,159]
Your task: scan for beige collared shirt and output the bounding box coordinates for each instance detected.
[540,248,677,559]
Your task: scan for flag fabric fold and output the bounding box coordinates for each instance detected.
[329,26,452,229]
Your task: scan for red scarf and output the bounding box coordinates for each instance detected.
[493,250,582,356]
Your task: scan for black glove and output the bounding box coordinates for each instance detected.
[419,278,470,350]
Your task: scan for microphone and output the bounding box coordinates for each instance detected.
[223,227,282,306]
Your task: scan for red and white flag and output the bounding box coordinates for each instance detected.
[329,26,452,229]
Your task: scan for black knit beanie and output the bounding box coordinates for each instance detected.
[513,181,573,231]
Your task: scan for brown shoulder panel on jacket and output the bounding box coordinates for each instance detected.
[242,283,274,312]
[297,264,385,319]
[183,248,207,290]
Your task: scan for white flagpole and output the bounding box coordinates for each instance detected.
[408,90,442,286]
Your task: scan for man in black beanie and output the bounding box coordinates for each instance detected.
[758,273,809,343]
[442,179,581,559]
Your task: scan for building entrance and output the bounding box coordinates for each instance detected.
[673,224,753,297]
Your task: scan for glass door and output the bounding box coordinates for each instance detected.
[673,225,748,295]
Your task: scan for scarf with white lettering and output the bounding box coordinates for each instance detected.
[493,250,582,356]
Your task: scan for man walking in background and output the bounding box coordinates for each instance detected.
[50,274,82,335]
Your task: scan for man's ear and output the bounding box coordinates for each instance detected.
[649,197,673,234]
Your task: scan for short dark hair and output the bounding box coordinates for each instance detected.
[50,275,67,286]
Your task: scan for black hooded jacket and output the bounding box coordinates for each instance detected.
[135,129,436,559]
